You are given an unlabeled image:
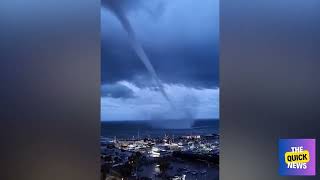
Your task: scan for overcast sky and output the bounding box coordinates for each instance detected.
[101,0,219,121]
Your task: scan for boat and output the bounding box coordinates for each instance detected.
[190,171,198,175]
[200,170,207,174]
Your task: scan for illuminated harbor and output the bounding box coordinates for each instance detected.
[101,133,219,180]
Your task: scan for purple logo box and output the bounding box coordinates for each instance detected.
[279,139,316,176]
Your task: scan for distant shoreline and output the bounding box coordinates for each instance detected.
[101,118,219,123]
[101,119,219,139]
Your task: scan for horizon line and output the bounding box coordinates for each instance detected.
[101,118,219,122]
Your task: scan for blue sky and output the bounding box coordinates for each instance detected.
[101,0,219,121]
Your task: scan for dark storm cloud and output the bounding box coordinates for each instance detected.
[102,0,143,11]
[102,0,166,18]
[101,83,135,98]
[101,39,218,87]
[101,0,219,88]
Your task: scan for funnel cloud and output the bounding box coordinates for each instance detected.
[102,0,175,109]
[101,0,219,128]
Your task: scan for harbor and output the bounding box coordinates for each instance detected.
[101,133,219,180]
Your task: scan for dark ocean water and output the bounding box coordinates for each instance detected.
[101,119,219,139]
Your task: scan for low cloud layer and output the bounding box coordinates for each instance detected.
[101,81,219,121]
[101,83,134,98]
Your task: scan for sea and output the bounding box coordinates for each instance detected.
[101,119,219,139]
